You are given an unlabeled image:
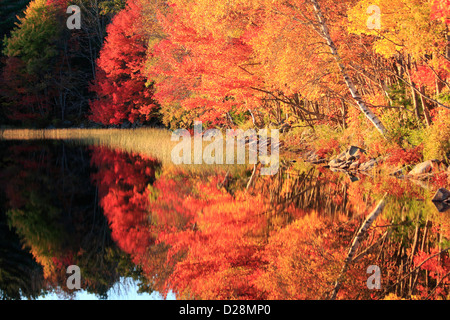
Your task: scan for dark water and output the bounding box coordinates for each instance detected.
[0,140,449,300]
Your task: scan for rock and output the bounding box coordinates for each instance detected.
[432,188,450,213]
[329,157,344,167]
[335,152,347,162]
[432,188,450,202]
[346,146,365,160]
[407,160,435,176]
[359,158,377,171]
[310,159,328,164]
[326,145,366,170]
[328,159,337,167]
[307,151,318,162]
[330,167,346,173]
[414,173,434,181]
[304,151,327,164]
[434,202,450,213]
[339,162,350,169]
[349,162,359,170]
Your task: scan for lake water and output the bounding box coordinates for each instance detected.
[0,136,448,300]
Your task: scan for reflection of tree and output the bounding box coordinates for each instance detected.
[0,142,146,299]
[136,167,347,299]
[142,165,449,300]
[145,169,268,299]
[1,141,448,300]
[89,146,162,293]
[0,143,46,299]
[0,202,45,300]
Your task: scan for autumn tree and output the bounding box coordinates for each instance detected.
[1,0,61,123]
[348,0,450,124]
[142,1,264,128]
[1,0,111,126]
[89,0,159,126]
[0,0,32,52]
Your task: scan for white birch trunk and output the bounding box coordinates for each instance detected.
[329,195,387,299]
[310,0,387,136]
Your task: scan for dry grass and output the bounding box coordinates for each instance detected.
[0,128,249,174]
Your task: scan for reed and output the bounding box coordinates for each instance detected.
[0,128,249,174]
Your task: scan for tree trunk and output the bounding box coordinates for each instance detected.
[310,0,387,136]
[329,195,387,299]
[446,25,450,59]
[419,86,432,127]
[407,69,421,123]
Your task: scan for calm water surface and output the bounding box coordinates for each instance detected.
[0,138,448,300]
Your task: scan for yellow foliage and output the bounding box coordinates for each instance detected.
[255,212,345,299]
[383,293,405,300]
[423,108,450,160]
[348,0,446,60]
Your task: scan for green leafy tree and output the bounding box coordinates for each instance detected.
[3,0,60,75]
[0,0,32,52]
[1,0,61,123]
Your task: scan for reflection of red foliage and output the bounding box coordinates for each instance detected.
[411,58,450,90]
[90,147,160,261]
[152,172,269,299]
[414,248,450,298]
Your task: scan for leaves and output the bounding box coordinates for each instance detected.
[89,0,159,125]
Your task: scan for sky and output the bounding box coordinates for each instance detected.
[35,277,177,300]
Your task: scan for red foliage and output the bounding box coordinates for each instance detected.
[89,0,158,125]
[46,0,68,9]
[145,7,263,125]
[385,144,424,167]
[431,172,450,188]
[431,0,450,25]
[315,138,340,159]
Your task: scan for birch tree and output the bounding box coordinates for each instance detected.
[310,0,387,135]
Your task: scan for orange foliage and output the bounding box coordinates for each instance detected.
[315,138,340,159]
[255,213,345,299]
[151,171,268,299]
